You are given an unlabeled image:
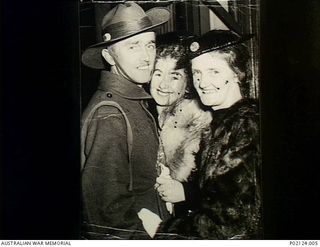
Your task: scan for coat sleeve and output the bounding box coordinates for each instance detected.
[162,115,262,239]
[81,106,143,235]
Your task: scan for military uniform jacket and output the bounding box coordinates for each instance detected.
[81,71,168,239]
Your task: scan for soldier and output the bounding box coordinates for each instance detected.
[81,2,171,239]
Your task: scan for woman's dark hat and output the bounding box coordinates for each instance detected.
[156,30,194,47]
[187,30,254,60]
[156,31,195,69]
[82,2,171,69]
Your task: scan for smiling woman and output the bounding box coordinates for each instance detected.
[151,54,187,107]
[159,30,262,240]
[78,0,261,240]
[150,31,212,220]
[192,52,243,110]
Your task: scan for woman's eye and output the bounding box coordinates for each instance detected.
[210,70,219,74]
[192,71,200,79]
[192,71,199,75]
[171,73,181,81]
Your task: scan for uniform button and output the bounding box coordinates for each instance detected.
[106,93,112,98]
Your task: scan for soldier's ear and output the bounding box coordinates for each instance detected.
[101,49,115,66]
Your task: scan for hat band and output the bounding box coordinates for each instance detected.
[102,16,153,41]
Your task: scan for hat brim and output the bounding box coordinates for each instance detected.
[188,33,255,60]
[82,7,171,70]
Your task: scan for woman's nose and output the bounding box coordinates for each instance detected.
[159,75,169,89]
[198,73,211,89]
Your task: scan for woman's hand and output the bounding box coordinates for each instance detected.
[155,176,185,203]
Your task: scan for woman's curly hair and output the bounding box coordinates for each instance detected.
[155,43,196,99]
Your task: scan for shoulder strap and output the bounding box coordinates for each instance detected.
[81,100,133,191]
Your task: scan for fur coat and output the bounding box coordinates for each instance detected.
[157,99,213,182]
[161,99,262,239]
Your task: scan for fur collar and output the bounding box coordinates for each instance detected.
[159,99,212,181]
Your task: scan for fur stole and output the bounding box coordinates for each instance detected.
[158,99,212,182]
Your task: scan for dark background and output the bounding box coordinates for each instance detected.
[1,0,320,239]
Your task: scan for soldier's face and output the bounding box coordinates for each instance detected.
[109,32,156,84]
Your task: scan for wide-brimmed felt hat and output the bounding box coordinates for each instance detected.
[187,30,254,60]
[82,2,171,69]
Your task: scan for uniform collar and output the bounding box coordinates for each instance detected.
[98,70,152,100]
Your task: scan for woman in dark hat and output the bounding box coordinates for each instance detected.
[150,32,212,217]
[159,30,262,239]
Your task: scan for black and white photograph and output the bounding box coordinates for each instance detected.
[2,0,320,242]
[79,0,261,240]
